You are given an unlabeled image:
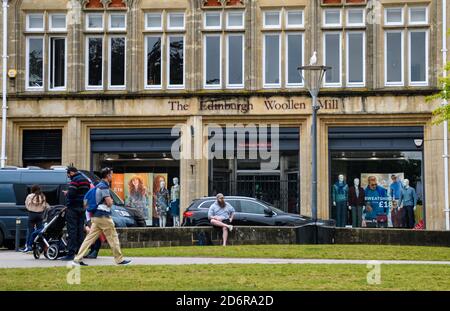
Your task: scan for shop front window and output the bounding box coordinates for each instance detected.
[330,150,424,229]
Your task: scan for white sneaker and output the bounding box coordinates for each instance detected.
[228,225,233,232]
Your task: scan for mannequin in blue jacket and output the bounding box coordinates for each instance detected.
[332,174,349,227]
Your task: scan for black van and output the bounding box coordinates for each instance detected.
[0,167,69,249]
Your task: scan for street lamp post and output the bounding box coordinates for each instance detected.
[297,63,330,222]
[1,0,8,168]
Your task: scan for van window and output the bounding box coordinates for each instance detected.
[26,185,60,206]
[13,184,27,205]
[0,184,16,203]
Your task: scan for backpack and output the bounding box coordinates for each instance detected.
[84,186,98,213]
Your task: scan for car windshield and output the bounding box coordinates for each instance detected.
[110,189,124,206]
[260,200,284,214]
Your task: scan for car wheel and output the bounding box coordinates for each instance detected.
[44,244,59,260]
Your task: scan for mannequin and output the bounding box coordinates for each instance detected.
[399,179,417,229]
[170,177,181,227]
[156,180,170,228]
[332,174,349,227]
[348,178,365,228]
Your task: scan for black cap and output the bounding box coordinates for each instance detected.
[67,166,78,173]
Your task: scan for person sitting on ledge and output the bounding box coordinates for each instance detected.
[208,193,235,246]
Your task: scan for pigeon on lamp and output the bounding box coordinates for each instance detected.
[309,51,317,66]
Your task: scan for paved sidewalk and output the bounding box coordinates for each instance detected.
[1,251,450,269]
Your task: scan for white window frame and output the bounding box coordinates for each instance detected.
[408,6,428,25]
[323,9,342,28]
[285,32,304,88]
[25,36,45,91]
[167,35,185,89]
[204,11,222,30]
[384,30,404,87]
[384,7,404,26]
[85,36,104,90]
[86,13,104,31]
[408,29,428,86]
[346,31,365,87]
[203,34,222,89]
[346,8,365,27]
[263,33,281,88]
[26,13,45,32]
[109,13,127,31]
[167,12,185,31]
[226,11,245,30]
[108,36,127,90]
[286,10,304,29]
[323,32,342,87]
[145,12,163,31]
[226,34,245,89]
[144,35,163,89]
[49,14,67,32]
[263,11,281,30]
[48,36,67,91]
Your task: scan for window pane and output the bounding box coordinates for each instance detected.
[410,8,426,24]
[169,36,184,86]
[88,14,103,29]
[287,11,303,26]
[228,12,243,27]
[348,33,364,84]
[325,10,340,25]
[169,13,184,28]
[264,35,280,85]
[287,34,302,84]
[51,15,66,29]
[28,14,44,29]
[386,32,402,83]
[146,13,162,28]
[0,184,15,203]
[410,32,426,82]
[205,36,221,86]
[88,38,103,86]
[205,12,221,28]
[228,35,243,86]
[386,8,402,24]
[110,37,125,86]
[325,33,340,84]
[28,38,43,87]
[240,201,265,214]
[348,9,364,25]
[146,37,161,86]
[110,14,126,29]
[50,38,66,88]
[264,12,280,26]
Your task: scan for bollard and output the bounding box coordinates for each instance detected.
[15,217,21,252]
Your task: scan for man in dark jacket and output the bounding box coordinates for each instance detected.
[60,166,90,260]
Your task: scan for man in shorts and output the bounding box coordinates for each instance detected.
[208,193,235,246]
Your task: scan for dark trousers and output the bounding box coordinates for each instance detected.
[90,238,102,253]
[336,201,348,227]
[26,212,43,248]
[403,205,415,228]
[66,208,85,255]
[351,206,363,228]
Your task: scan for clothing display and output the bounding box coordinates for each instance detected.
[156,188,170,216]
[364,185,388,221]
[332,181,349,227]
[389,180,403,200]
[125,191,149,219]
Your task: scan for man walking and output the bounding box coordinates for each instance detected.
[60,166,90,261]
[208,193,235,246]
[73,168,131,266]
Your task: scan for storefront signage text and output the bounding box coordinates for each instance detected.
[199,98,253,113]
[264,99,306,111]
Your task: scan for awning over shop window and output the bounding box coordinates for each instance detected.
[328,126,424,151]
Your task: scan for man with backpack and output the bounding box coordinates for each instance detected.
[72,168,131,266]
[60,166,91,261]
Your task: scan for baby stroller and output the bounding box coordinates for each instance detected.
[32,205,69,260]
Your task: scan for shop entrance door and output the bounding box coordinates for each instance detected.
[236,172,283,210]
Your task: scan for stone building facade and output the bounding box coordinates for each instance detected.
[0,0,449,229]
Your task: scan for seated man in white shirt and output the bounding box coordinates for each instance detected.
[208,193,235,246]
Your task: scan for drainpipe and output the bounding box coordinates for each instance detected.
[1,0,7,168]
[443,0,449,230]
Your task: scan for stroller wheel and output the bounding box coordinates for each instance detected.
[33,247,41,259]
[44,244,59,260]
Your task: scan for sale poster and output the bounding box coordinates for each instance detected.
[111,173,125,200]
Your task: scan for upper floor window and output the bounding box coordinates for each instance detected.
[227,11,245,29]
[323,9,341,27]
[109,13,126,31]
[262,9,304,89]
[25,13,67,91]
[86,13,104,31]
[346,9,365,27]
[144,11,185,89]
[409,7,427,25]
[384,7,403,26]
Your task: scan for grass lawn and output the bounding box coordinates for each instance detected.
[102,244,450,261]
[1,264,449,291]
